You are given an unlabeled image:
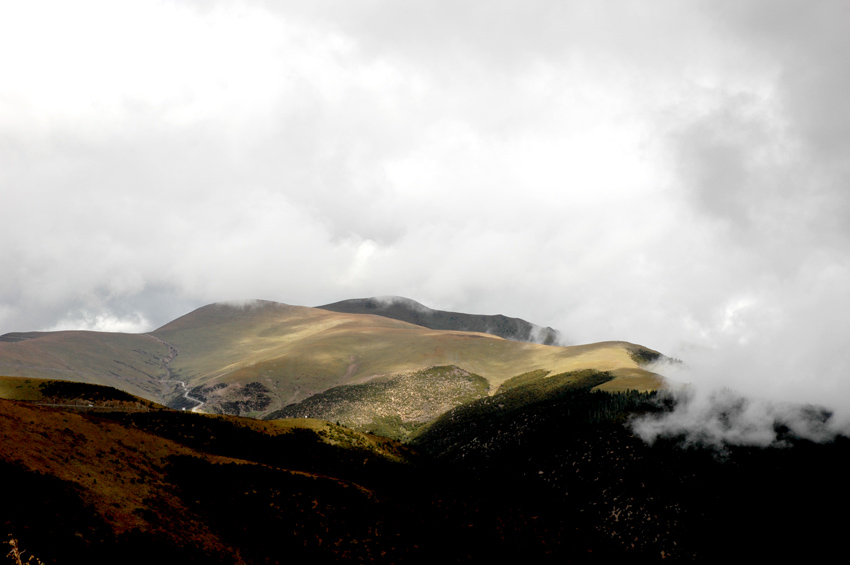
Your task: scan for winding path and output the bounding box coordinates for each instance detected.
[176,380,206,413]
[145,334,205,413]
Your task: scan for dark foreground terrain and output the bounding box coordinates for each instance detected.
[2,376,848,563]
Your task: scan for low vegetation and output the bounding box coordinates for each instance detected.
[265,366,490,440]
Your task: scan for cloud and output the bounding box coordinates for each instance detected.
[2,1,850,436]
[46,310,151,334]
[631,387,843,448]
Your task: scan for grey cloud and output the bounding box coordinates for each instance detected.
[712,0,850,151]
[704,0,850,231]
[672,99,769,229]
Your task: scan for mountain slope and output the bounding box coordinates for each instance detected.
[318,296,564,344]
[0,331,173,399]
[1,300,667,417]
[265,365,491,440]
[150,301,663,416]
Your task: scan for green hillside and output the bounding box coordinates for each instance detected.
[0,375,163,409]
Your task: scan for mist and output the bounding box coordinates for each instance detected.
[632,387,843,449]
[2,1,849,440]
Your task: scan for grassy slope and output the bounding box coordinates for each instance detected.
[0,375,44,400]
[0,301,668,417]
[0,375,165,410]
[265,365,491,440]
[152,301,663,414]
[0,332,170,400]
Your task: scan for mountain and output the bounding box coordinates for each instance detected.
[0,300,668,420]
[317,296,565,344]
[5,300,846,562]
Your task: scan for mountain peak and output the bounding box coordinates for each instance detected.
[152,299,304,333]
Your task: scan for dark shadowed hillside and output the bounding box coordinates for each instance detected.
[411,374,850,562]
[0,384,653,564]
[5,376,849,563]
[317,296,564,345]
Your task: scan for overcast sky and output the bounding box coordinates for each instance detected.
[3,1,850,414]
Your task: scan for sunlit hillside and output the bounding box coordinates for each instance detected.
[0,300,669,417]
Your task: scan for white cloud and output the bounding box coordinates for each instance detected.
[47,309,151,334]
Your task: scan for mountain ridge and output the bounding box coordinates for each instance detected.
[317,296,565,345]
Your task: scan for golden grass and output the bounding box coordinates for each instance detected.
[593,367,667,393]
[155,303,657,406]
[1,302,674,415]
